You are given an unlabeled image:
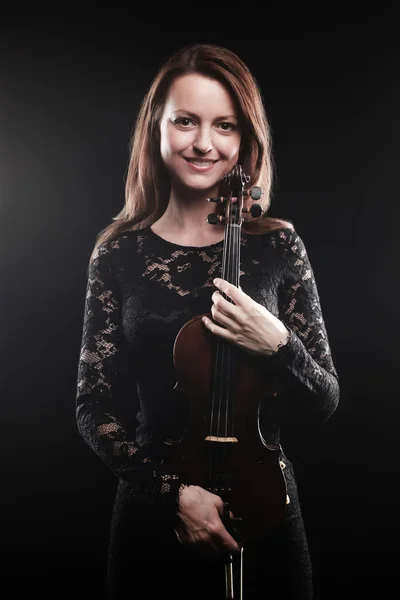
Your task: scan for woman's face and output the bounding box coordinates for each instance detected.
[159,73,241,194]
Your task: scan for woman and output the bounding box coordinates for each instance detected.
[76,43,340,599]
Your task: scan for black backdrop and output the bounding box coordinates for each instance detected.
[2,7,399,599]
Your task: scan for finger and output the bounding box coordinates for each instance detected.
[213,278,243,303]
[213,495,225,516]
[221,540,241,555]
[210,305,238,331]
[217,528,241,554]
[211,293,243,330]
[198,538,223,557]
[212,289,237,312]
[202,315,231,340]
[178,532,222,557]
[209,509,241,554]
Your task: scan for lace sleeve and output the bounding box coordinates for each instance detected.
[268,229,340,423]
[75,240,181,508]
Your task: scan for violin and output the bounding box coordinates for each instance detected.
[163,164,287,598]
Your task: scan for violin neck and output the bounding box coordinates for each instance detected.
[220,222,241,288]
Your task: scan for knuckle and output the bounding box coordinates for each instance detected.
[208,521,223,537]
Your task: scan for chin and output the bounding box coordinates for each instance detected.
[187,182,219,196]
[178,175,220,194]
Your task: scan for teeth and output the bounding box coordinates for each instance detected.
[188,160,214,166]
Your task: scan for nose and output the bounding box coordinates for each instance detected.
[193,126,213,154]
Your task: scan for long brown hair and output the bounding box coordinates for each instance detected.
[90,43,293,260]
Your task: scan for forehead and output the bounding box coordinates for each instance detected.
[164,73,237,116]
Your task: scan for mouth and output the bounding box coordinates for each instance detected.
[183,157,219,172]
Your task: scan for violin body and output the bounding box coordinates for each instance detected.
[164,314,287,544]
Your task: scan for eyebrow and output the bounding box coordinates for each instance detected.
[173,109,238,121]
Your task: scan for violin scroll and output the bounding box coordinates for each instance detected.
[206,164,264,225]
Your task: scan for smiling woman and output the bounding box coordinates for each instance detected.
[76,43,339,600]
[155,72,242,243]
[88,43,286,255]
[159,73,241,188]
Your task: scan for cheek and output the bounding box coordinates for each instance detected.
[159,128,173,160]
[227,144,241,166]
[219,135,241,161]
[160,126,191,160]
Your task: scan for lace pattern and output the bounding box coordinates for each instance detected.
[76,226,340,510]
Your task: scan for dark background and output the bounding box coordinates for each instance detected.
[2,6,399,598]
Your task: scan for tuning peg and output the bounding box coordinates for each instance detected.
[244,186,262,200]
[242,203,263,218]
[207,214,225,225]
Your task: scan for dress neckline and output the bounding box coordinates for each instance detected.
[147,225,226,250]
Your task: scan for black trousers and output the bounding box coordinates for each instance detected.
[106,473,313,600]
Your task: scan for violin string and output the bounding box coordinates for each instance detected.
[208,219,226,486]
[215,205,230,486]
[218,197,238,487]
[208,186,241,493]
[224,205,240,462]
[208,198,230,486]
[224,216,234,442]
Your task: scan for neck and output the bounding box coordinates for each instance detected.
[156,183,224,236]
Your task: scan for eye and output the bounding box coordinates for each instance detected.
[217,122,238,132]
[174,117,195,128]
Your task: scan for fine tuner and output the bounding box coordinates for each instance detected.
[206,185,264,225]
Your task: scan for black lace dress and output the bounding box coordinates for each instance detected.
[76,224,339,599]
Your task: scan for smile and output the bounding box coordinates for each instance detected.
[183,158,218,172]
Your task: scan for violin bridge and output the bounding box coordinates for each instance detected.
[205,435,238,443]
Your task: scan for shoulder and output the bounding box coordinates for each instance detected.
[92,229,137,260]
[88,230,135,278]
[245,220,314,278]
[243,216,294,234]
[271,227,310,266]
[244,217,304,250]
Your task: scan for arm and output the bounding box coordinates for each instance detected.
[268,228,340,423]
[75,240,180,509]
[76,239,243,554]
